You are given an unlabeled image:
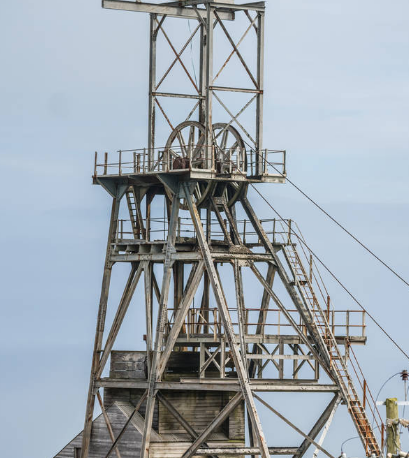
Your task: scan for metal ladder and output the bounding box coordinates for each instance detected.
[125,188,140,239]
[283,242,381,456]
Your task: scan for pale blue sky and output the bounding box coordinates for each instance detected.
[0,1,408,457]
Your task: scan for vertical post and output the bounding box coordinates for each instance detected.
[200,342,205,378]
[233,260,247,371]
[205,5,214,170]
[81,196,120,458]
[346,311,350,338]
[148,14,157,170]
[94,151,98,177]
[278,339,284,379]
[104,152,108,175]
[118,150,122,175]
[141,193,180,458]
[183,184,270,458]
[199,17,206,125]
[287,219,292,244]
[255,11,264,175]
[144,262,153,376]
[386,398,400,456]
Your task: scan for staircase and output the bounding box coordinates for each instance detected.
[283,242,382,457]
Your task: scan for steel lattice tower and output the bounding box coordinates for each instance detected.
[54,2,385,458]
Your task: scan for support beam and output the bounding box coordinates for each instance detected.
[157,261,205,376]
[96,391,122,458]
[141,193,180,458]
[249,262,328,373]
[294,394,341,458]
[102,0,235,21]
[183,183,270,458]
[156,392,218,458]
[144,261,153,375]
[81,196,120,458]
[97,379,341,393]
[196,448,299,456]
[241,196,333,373]
[253,394,335,458]
[104,391,148,458]
[311,395,342,458]
[97,263,144,379]
[233,260,247,368]
[181,392,244,458]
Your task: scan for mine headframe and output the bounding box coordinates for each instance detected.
[76,1,385,458]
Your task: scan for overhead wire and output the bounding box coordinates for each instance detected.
[228,145,408,360]
[246,180,409,361]
[256,151,409,289]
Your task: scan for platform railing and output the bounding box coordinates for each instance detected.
[115,217,294,245]
[165,307,366,340]
[93,147,286,177]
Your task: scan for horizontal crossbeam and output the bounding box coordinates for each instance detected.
[196,448,299,456]
[96,379,340,392]
[102,0,235,20]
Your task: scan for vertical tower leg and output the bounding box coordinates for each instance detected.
[81,197,120,458]
[183,184,270,458]
[140,194,180,458]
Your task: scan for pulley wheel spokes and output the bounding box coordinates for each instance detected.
[165,121,207,169]
[212,123,247,175]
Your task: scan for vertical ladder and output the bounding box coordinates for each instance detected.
[125,188,140,239]
[283,242,381,456]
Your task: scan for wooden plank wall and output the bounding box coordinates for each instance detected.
[53,404,142,458]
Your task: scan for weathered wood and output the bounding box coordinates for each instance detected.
[253,394,335,458]
[183,184,270,458]
[157,261,205,376]
[249,262,329,374]
[104,391,148,458]
[141,193,180,458]
[97,263,144,379]
[96,378,340,393]
[196,448,299,455]
[96,391,122,458]
[102,0,235,21]
[81,196,120,458]
[181,392,244,458]
[294,394,340,458]
[233,260,247,369]
[241,197,334,376]
[144,261,153,376]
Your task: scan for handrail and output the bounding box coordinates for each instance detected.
[93,147,286,177]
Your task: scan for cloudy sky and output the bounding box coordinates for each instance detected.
[0,0,408,457]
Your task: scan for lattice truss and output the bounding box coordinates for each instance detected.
[76,1,385,458]
[146,4,264,163]
[80,179,384,458]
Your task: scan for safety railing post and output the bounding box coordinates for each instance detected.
[94,152,97,177]
[104,152,108,175]
[264,149,267,174]
[346,310,350,338]
[118,150,122,176]
[273,218,276,244]
[287,219,292,244]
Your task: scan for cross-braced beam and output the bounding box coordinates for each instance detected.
[183,182,270,458]
[140,190,181,458]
